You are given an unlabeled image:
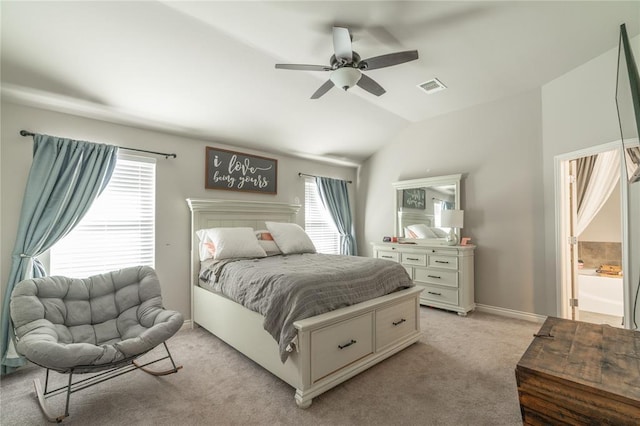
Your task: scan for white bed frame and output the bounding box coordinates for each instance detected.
[187,198,422,408]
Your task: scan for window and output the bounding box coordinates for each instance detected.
[433,201,452,232]
[50,154,156,278]
[434,201,443,228]
[304,179,340,254]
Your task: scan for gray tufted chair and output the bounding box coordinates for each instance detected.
[10,266,183,422]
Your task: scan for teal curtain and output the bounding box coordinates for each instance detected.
[315,177,357,256]
[1,134,118,375]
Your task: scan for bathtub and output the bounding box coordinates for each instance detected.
[577,269,623,317]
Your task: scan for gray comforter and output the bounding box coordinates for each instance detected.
[200,253,413,362]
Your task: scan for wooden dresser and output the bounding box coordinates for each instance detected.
[515,317,640,425]
[371,242,475,316]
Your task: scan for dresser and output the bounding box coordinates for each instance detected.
[371,242,475,316]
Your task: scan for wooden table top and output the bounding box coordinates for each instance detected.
[517,316,640,403]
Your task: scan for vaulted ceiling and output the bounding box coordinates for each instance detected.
[2,1,638,165]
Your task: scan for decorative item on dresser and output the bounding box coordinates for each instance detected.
[371,241,475,316]
[440,209,464,246]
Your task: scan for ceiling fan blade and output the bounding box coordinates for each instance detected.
[332,27,352,62]
[360,50,419,70]
[310,79,335,99]
[275,64,332,71]
[357,74,386,96]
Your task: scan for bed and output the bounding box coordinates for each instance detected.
[187,198,422,408]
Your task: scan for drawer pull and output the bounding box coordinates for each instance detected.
[427,275,441,279]
[428,291,442,296]
[406,257,420,261]
[392,318,406,326]
[435,260,450,264]
[381,255,393,259]
[338,339,357,350]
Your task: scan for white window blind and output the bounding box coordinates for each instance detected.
[304,179,340,255]
[434,201,443,227]
[50,154,156,278]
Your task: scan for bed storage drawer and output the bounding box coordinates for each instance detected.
[311,313,374,383]
[420,284,458,305]
[375,299,417,350]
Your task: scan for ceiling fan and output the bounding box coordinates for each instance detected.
[275,27,419,99]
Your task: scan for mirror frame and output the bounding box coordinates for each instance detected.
[392,174,462,244]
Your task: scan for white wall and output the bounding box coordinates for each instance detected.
[0,102,356,319]
[542,34,640,322]
[359,33,638,319]
[358,89,546,315]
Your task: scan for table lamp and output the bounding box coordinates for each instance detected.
[440,209,464,246]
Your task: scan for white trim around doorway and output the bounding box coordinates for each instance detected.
[553,140,628,323]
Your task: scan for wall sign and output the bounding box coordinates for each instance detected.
[205,146,277,194]
[402,188,426,209]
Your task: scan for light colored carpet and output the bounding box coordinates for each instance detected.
[1,307,541,425]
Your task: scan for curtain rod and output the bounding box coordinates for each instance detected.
[298,172,352,184]
[19,130,177,159]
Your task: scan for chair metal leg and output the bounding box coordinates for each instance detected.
[34,377,69,423]
[31,342,181,422]
[133,342,183,376]
[63,372,73,420]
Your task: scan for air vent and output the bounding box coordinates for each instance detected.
[417,78,447,94]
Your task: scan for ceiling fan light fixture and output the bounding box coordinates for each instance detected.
[330,67,362,91]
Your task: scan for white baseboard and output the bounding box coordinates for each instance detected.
[180,319,193,331]
[475,304,547,323]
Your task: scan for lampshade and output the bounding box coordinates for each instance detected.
[330,67,362,91]
[440,209,464,229]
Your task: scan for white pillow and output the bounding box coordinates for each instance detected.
[429,227,449,238]
[265,222,316,255]
[196,227,266,260]
[407,223,437,239]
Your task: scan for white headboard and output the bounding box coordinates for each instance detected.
[186,199,301,315]
[399,210,434,230]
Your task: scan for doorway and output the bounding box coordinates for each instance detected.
[555,142,627,327]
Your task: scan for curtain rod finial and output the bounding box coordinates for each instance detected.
[20,130,33,137]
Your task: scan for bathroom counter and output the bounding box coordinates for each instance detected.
[578,268,622,278]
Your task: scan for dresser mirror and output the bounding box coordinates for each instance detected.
[392,174,461,243]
